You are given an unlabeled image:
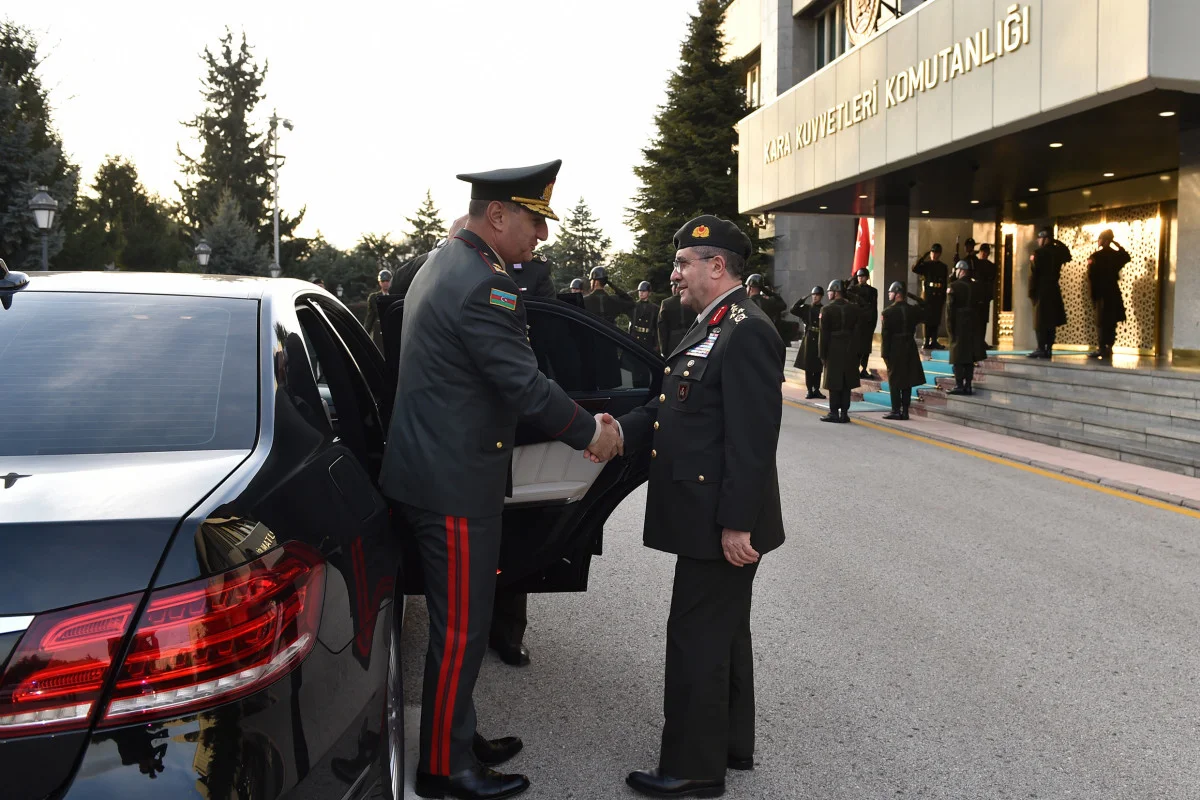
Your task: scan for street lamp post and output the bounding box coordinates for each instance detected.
[195,240,212,271]
[29,187,58,271]
[268,111,293,279]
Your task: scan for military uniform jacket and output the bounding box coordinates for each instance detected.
[619,288,785,561]
[630,300,660,352]
[509,257,556,298]
[657,294,697,356]
[881,299,926,390]
[584,287,636,326]
[1088,246,1130,326]
[974,257,997,305]
[790,299,823,372]
[913,257,949,301]
[946,278,987,365]
[819,298,861,391]
[1029,239,1072,330]
[364,290,387,348]
[390,251,431,299]
[379,230,596,518]
[846,282,879,353]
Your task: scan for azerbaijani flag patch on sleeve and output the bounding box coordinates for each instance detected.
[489,288,518,311]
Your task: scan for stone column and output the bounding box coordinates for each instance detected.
[760,0,796,103]
[1171,126,1200,364]
[873,204,913,299]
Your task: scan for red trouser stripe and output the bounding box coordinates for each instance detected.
[441,518,470,774]
[429,516,460,775]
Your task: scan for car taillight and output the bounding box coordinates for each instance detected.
[0,542,325,738]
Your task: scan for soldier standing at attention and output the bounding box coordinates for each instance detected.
[790,285,825,399]
[379,160,623,800]
[947,260,986,395]
[845,267,878,378]
[630,280,660,353]
[363,268,391,349]
[568,278,585,294]
[1027,228,1072,359]
[975,242,998,349]
[819,279,860,423]
[584,266,636,326]
[913,243,950,349]
[657,280,698,356]
[508,252,556,298]
[614,215,785,798]
[880,282,926,420]
[1087,229,1130,361]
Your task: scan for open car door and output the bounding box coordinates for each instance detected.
[380,294,662,593]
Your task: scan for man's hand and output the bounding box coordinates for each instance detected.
[584,412,624,463]
[721,528,759,567]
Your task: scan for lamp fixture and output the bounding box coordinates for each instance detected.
[970,200,980,205]
[921,210,930,215]
[1029,187,1039,192]
[1103,172,1115,178]
[1160,111,1177,118]
[1018,202,1029,209]
[819,205,828,210]
[1049,142,1063,148]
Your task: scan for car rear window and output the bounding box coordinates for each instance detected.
[0,292,258,456]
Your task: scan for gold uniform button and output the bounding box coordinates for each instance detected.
[659,393,666,402]
[683,370,690,377]
[496,442,504,449]
[698,475,705,482]
[651,449,657,458]
[664,367,671,375]
[653,421,660,430]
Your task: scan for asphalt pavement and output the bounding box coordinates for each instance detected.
[401,402,1200,799]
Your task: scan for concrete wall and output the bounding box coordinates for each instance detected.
[736,0,1179,213]
[724,0,764,62]
[772,213,858,308]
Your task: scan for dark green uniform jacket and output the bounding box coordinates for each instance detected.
[947,277,987,365]
[619,287,785,560]
[584,286,636,325]
[1029,239,1072,330]
[790,299,822,372]
[913,257,949,304]
[819,298,861,391]
[630,299,660,352]
[846,282,879,354]
[364,289,388,349]
[1088,245,1130,327]
[509,256,556,298]
[657,294,697,356]
[379,230,596,517]
[880,299,926,391]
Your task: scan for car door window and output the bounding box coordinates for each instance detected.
[526,304,652,393]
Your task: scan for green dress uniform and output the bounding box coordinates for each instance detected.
[846,281,879,371]
[946,276,987,393]
[790,298,823,397]
[380,163,597,783]
[1029,236,1072,355]
[820,297,861,419]
[657,293,697,356]
[631,299,661,353]
[913,254,949,347]
[364,289,387,350]
[880,296,926,417]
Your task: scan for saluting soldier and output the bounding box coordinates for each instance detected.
[1087,229,1130,361]
[880,281,926,420]
[657,280,698,357]
[584,265,636,326]
[819,279,860,423]
[379,160,623,800]
[1027,228,1072,359]
[790,285,825,399]
[946,260,987,395]
[630,280,660,353]
[615,215,785,798]
[845,267,878,377]
[913,243,950,349]
[509,252,556,298]
[363,268,392,349]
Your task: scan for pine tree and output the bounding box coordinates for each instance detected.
[0,21,79,271]
[627,0,759,290]
[404,190,446,256]
[202,191,269,275]
[544,197,612,288]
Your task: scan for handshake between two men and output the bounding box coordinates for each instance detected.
[584,412,623,463]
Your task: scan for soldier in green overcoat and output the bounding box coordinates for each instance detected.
[818,280,860,423]
[946,260,987,395]
[880,282,927,420]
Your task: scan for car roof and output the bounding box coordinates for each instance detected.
[16,272,327,301]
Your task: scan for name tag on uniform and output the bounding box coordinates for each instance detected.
[685,330,719,358]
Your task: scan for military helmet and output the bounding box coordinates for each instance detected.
[637,280,651,292]
[589,266,608,282]
[378,269,393,282]
[854,267,869,278]
[569,278,584,290]
[888,281,906,295]
[745,273,764,288]
[827,279,844,293]
[954,259,973,272]
[811,285,824,296]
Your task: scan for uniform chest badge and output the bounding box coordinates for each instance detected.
[685,330,720,357]
[677,383,690,402]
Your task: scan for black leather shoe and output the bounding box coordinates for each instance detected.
[814,392,826,399]
[838,410,850,423]
[490,643,530,667]
[882,410,903,420]
[728,755,755,771]
[805,391,818,399]
[899,408,910,420]
[947,386,967,395]
[819,412,839,423]
[626,768,724,798]
[473,733,523,766]
[415,765,530,799]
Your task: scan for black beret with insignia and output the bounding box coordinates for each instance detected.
[457,160,561,221]
[672,215,752,259]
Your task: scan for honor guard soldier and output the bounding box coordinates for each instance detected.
[746,273,790,342]
[819,279,860,423]
[975,242,998,349]
[845,267,878,377]
[880,281,926,420]
[616,215,785,798]
[630,280,660,353]
[657,280,698,356]
[379,159,623,800]
[913,243,950,349]
[583,265,636,326]
[1027,228,1072,359]
[569,278,585,293]
[947,260,987,394]
[1087,229,1130,361]
[363,268,391,349]
[790,286,825,399]
[509,252,556,298]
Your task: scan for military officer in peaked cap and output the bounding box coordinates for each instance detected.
[630,280,661,353]
[611,215,786,798]
[380,160,623,800]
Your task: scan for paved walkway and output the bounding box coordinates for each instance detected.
[782,379,1200,513]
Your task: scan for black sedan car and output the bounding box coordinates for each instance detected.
[0,269,660,799]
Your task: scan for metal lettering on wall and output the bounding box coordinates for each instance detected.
[763,3,1032,165]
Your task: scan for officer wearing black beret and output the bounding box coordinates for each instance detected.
[629,279,660,353]
[615,214,785,797]
[380,159,624,800]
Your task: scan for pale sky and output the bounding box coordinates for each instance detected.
[15,0,705,252]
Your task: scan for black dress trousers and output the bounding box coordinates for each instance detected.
[402,504,502,776]
[489,589,528,651]
[660,556,758,781]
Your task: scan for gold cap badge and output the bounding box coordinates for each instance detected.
[693,225,710,238]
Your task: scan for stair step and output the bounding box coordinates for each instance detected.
[967,384,1200,434]
[983,357,1200,399]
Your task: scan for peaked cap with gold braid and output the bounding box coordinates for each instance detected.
[456,159,561,221]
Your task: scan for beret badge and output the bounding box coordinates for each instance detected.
[693,225,710,238]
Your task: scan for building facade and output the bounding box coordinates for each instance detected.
[727,0,1200,362]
